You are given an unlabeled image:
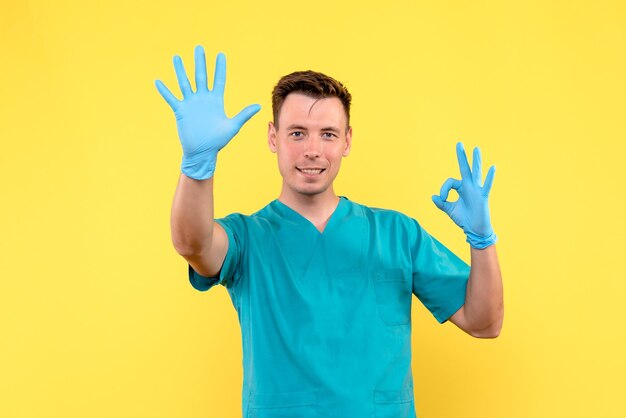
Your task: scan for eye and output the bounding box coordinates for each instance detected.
[322,132,337,139]
[289,131,304,139]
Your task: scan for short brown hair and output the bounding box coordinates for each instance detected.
[272,70,352,129]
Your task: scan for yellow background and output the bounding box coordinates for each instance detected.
[1,0,625,417]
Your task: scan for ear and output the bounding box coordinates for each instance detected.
[268,121,277,153]
[342,126,352,157]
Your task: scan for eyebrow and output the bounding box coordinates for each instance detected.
[286,124,341,133]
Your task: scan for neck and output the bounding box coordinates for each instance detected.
[277,186,340,224]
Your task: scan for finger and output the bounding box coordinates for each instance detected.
[231,103,261,129]
[483,165,496,195]
[154,80,179,111]
[212,52,226,96]
[439,177,462,202]
[456,142,472,180]
[194,45,208,92]
[432,195,453,214]
[472,146,483,185]
[173,55,193,98]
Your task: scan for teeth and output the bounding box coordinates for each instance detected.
[301,169,323,174]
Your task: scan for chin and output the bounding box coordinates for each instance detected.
[291,183,331,197]
[296,187,329,196]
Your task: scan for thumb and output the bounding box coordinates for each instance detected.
[432,195,451,213]
[232,104,261,129]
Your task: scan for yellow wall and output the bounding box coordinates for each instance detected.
[1,0,625,417]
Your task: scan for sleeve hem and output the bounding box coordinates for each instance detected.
[434,298,466,324]
[187,218,239,292]
[188,264,218,291]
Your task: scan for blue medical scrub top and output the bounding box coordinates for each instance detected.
[189,196,470,418]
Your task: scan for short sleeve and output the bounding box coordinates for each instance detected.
[188,214,246,292]
[410,219,470,324]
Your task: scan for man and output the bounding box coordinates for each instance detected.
[156,45,503,418]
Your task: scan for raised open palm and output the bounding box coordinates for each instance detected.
[155,45,261,180]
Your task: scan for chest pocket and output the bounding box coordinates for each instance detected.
[248,389,319,418]
[372,268,412,326]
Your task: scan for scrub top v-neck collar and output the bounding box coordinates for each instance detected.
[269,196,350,236]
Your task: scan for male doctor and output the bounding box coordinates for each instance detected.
[156,45,503,418]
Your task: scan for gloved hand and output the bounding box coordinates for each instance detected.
[432,142,498,249]
[155,45,261,180]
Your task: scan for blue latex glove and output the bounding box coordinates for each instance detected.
[432,142,498,249]
[155,45,261,180]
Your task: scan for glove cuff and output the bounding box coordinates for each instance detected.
[181,151,218,180]
[466,230,498,249]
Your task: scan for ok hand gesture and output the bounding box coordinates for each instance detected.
[432,142,498,249]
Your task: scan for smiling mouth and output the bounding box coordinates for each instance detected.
[297,168,325,175]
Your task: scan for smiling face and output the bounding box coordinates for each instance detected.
[268,93,352,201]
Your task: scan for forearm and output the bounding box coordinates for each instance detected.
[464,244,504,334]
[170,173,215,255]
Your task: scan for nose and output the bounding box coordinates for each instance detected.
[303,138,322,159]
